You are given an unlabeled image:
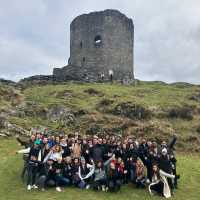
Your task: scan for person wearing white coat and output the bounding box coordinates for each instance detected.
[149,164,175,198]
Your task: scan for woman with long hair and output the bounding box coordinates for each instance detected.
[135,158,146,188]
[149,164,175,198]
[107,161,122,192]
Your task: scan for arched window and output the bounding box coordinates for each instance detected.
[94,35,102,46]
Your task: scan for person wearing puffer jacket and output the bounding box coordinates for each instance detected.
[149,164,175,198]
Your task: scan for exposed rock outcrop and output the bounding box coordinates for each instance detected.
[47,105,76,126]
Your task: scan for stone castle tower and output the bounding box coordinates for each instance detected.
[53,9,134,81]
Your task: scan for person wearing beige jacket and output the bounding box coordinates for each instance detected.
[72,142,81,158]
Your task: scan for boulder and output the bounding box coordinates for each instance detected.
[6,123,30,136]
[189,93,200,102]
[112,102,151,120]
[47,105,76,126]
[0,130,11,137]
[0,115,7,129]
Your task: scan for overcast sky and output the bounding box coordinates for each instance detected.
[0,0,200,83]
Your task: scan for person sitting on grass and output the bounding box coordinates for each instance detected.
[135,158,146,188]
[92,154,115,191]
[77,157,95,189]
[107,160,122,192]
[36,158,57,191]
[62,156,73,185]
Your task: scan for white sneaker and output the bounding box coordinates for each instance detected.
[56,187,62,192]
[32,185,38,189]
[27,185,32,191]
[102,185,106,192]
[86,184,90,189]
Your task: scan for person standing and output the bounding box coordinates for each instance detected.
[27,140,42,190]
[109,70,114,83]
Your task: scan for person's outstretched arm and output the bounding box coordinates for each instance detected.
[160,169,175,179]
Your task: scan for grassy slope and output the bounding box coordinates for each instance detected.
[7,82,200,151]
[0,138,199,200]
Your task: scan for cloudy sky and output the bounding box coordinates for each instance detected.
[0,0,200,83]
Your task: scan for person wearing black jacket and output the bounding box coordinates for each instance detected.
[81,139,90,163]
[54,159,70,191]
[62,156,73,185]
[16,134,36,181]
[40,136,50,161]
[16,134,36,148]
[138,139,149,165]
[27,140,41,190]
[158,148,174,191]
[36,159,56,191]
[60,138,71,158]
[71,157,81,186]
[90,138,104,163]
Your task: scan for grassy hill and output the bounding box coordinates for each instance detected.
[1,81,200,152]
[0,138,199,200]
[0,81,200,200]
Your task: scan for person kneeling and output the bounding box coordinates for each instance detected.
[135,158,146,188]
[77,157,95,189]
[149,164,175,198]
[107,161,122,192]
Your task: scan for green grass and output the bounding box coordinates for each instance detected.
[0,139,200,200]
[21,83,200,150]
[23,82,200,109]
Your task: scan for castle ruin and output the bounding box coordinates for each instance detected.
[53,9,134,82]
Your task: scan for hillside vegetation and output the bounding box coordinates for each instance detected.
[0,81,200,152]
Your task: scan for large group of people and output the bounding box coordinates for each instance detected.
[16,131,180,198]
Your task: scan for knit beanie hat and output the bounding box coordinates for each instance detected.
[80,156,85,162]
[34,140,41,145]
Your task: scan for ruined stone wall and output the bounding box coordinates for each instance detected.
[54,9,134,81]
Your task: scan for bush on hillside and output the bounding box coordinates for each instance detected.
[84,88,103,96]
[168,106,194,120]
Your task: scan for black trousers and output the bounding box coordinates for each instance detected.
[36,175,56,189]
[27,162,38,186]
[136,177,146,188]
[92,179,107,190]
[108,180,121,192]
[150,181,164,196]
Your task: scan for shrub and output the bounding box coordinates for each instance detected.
[99,99,114,106]
[84,88,103,96]
[168,106,194,120]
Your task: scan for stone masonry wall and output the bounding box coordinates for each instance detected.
[54,9,134,81]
